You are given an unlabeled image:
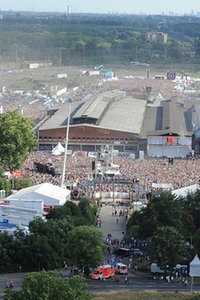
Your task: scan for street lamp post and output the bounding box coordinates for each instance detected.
[60,100,72,188]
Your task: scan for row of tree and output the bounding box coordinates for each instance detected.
[0,199,104,274]
[126,191,200,271]
[1,14,200,66]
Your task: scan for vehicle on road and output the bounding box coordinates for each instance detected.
[114,247,143,257]
[115,263,128,275]
[91,265,115,280]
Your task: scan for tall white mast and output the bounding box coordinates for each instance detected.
[60,100,72,188]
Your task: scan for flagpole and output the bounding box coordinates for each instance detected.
[60,100,72,188]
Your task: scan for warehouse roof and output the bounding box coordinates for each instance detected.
[39,90,200,138]
[142,98,193,137]
[39,90,147,135]
[99,96,146,133]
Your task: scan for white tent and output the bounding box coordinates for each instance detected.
[190,255,200,277]
[152,183,173,190]
[51,142,65,156]
[172,184,200,198]
[5,183,71,206]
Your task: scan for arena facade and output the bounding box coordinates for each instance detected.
[37,88,200,158]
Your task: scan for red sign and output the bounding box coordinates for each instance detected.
[11,171,21,177]
[167,137,175,143]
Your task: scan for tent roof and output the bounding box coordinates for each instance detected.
[190,255,200,277]
[172,184,200,198]
[6,183,70,206]
[51,142,65,156]
[190,255,200,267]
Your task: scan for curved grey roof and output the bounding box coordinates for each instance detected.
[39,90,200,138]
[39,90,147,135]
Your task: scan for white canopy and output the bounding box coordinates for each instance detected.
[152,183,173,189]
[51,143,65,156]
[6,183,71,206]
[190,255,200,277]
[172,184,199,198]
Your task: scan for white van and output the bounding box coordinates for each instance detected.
[115,263,128,275]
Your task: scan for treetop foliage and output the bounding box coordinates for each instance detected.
[4,271,92,300]
[2,13,200,66]
[0,110,38,171]
[127,191,200,266]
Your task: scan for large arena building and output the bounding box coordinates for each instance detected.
[37,88,200,158]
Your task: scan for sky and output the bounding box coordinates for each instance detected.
[1,0,200,15]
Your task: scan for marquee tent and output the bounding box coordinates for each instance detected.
[5,183,71,206]
[172,184,200,198]
[51,142,65,156]
[190,255,200,277]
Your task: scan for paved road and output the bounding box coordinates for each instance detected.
[98,201,127,241]
[87,275,200,293]
[97,200,128,265]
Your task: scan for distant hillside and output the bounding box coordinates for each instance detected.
[0,13,200,67]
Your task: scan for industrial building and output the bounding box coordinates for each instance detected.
[37,89,200,158]
[38,90,147,154]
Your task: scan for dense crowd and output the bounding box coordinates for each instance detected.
[20,150,200,194]
[1,67,200,195]
[0,68,194,125]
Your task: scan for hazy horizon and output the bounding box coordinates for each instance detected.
[1,0,200,15]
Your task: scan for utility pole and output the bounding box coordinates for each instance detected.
[60,100,72,188]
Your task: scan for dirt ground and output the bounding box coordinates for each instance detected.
[0,65,89,91]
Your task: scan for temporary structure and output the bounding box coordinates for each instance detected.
[5,183,71,206]
[172,184,200,198]
[190,255,200,277]
[51,142,65,156]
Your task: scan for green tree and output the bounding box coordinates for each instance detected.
[67,226,105,276]
[0,176,12,195]
[0,233,17,272]
[12,177,32,190]
[4,271,92,300]
[148,226,185,272]
[192,228,200,258]
[0,110,38,171]
[126,210,141,240]
[184,190,200,231]
[78,198,96,225]
[138,192,183,238]
[47,200,81,221]
[25,217,72,270]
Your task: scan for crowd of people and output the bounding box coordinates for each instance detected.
[0,66,190,126]
[20,150,200,196]
[1,67,200,196]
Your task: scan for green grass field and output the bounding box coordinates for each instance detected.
[93,291,200,300]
